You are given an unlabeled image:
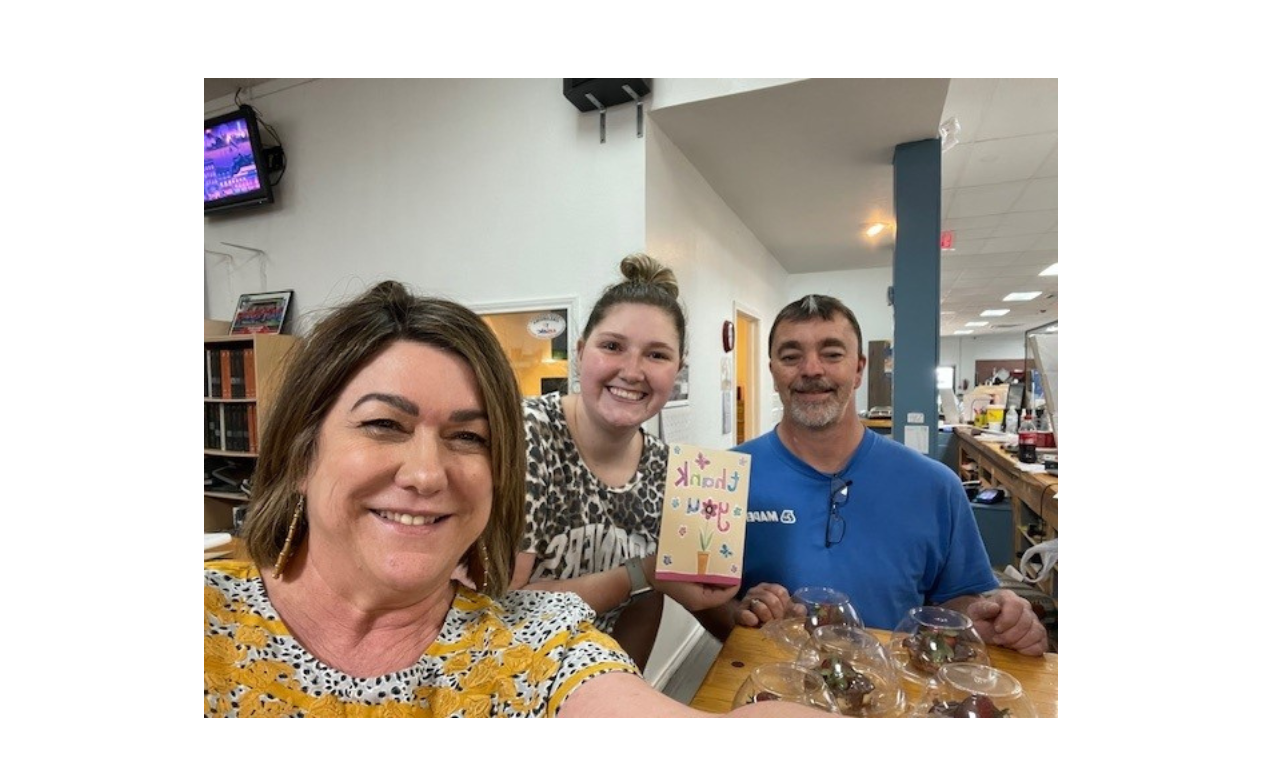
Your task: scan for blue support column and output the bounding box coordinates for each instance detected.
[891,138,940,452]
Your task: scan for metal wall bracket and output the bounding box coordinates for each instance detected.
[585,93,607,143]
[622,84,644,138]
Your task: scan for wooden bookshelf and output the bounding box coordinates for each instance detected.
[204,321,297,532]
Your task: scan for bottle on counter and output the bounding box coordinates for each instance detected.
[1005,406,1018,433]
[1035,407,1055,448]
[1018,410,1038,464]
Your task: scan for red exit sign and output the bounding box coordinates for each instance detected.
[940,230,955,249]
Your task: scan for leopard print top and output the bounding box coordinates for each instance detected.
[520,393,669,632]
[204,561,638,717]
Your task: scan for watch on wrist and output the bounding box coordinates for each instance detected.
[623,556,653,599]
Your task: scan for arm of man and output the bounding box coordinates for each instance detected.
[940,589,1048,656]
[693,583,797,641]
[557,670,839,718]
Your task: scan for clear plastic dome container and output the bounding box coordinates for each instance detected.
[913,662,1037,718]
[796,624,905,717]
[887,605,990,685]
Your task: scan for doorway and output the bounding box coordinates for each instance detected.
[734,307,760,444]
[471,298,577,399]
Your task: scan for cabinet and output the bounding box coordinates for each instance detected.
[952,429,1057,598]
[204,320,297,532]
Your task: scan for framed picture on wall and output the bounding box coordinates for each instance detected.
[230,290,294,335]
[666,363,690,406]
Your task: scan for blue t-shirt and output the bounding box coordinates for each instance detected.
[735,427,998,629]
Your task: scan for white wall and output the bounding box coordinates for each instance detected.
[784,268,894,414]
[205,79,648,330]
[941,333,1027,390]
[639,113,792,684]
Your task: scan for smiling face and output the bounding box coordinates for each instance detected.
[770,314,867,431]
[300,340,493,603]
[577,302,681,432]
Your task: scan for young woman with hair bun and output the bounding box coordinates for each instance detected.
[511,253,735,671]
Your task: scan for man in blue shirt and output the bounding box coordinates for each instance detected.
[694,295,1046,655]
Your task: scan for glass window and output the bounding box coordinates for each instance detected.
[480,308,573,398]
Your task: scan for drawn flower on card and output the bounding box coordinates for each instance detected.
[662,555,673,566]
[719,543,733,558]
[702,499,718,520]
[677,525,688,537]
[671,497,681,510]
[694,452,712,470]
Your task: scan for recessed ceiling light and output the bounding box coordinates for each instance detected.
[980,309,1010,317]
[1040,263,1059,276]
[965,321,988,327]
[953,330,974,335]
[1003,291,1041,302]
[865,222,887,237]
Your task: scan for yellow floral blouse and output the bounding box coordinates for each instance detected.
[204,561,638,717]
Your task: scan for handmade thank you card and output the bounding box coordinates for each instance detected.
[654,445,749,586]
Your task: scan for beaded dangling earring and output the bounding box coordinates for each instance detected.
[477,538,491,592]
[273,496,304,579]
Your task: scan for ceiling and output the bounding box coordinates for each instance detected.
[204,78,1056,336]
[651,78,1057,337]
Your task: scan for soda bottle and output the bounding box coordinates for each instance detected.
[1018,410,1037,463]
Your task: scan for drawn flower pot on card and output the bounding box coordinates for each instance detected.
[697,530,713,574]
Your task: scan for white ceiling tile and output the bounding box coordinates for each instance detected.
[941,144,970,189]
[951,226,997,242]
[942,213,1004,231]
[989,210,1057,237]
[973,78,1057,140]
[1030,232,1058,251]
[1035,142,1057,178]
[1012,177,1057,212]
[981,234,1039,254]
[957,133,1058,187]
[941,79,999,143]
[946,181,1026,218]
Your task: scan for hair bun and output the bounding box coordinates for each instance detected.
[620,253,679,300]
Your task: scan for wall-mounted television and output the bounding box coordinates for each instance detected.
[204,105,275,215]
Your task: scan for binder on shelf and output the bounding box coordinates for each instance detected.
[247,405,258,453]
[206,402,224,450]
[230,348,246,399]
[219,349,233,399]
[243,347,256,398]
[207,349,222,398]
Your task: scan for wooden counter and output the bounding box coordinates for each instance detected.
[690,625,1057,718]
[954,428,1057,595]
[954,428,1057,529]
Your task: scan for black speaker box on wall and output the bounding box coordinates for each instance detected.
[563,79,652,111]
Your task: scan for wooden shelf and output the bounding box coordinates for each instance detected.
[204,325,297,532]
[205,490,249,501]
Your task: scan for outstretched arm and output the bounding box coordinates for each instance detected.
[558,670,840,718]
